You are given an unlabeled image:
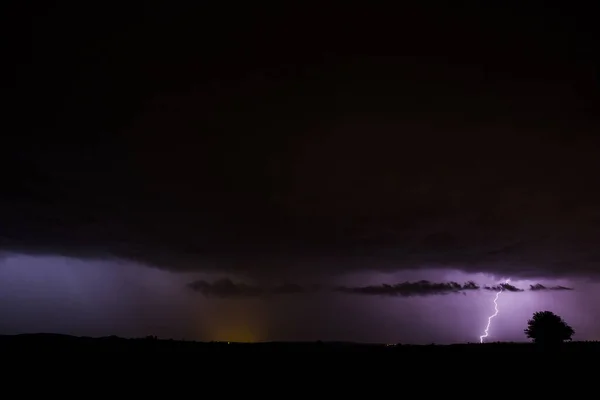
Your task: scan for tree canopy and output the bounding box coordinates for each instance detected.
[524,311,574,345]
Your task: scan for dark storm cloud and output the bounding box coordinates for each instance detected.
[484,283,524,292]
[529,284,574,291]
[187,280,576,298]
[334,280,480,297]
[4,4,600,280]
[187,279,320,298]
[188,279,482,298]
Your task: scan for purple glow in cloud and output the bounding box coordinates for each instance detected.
[1,256,598,344]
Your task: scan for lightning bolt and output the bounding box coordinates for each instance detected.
[479,279,510,343]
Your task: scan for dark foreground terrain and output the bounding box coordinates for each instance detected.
[2,333,600,355]
[2,334,592,391]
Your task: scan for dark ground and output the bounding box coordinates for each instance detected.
[2,333,599,354]
[2,333,591,388]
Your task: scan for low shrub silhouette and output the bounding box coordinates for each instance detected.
[524,311,574,345]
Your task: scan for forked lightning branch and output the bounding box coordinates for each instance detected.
[479,279,510,343]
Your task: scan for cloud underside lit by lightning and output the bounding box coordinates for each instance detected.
[479,279,510,343]
[187,279,573,298]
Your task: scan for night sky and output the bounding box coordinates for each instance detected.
[2,3,600,343]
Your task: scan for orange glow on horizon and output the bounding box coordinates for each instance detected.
[205,300,266,343]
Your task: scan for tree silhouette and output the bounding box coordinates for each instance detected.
[524,311,574,345]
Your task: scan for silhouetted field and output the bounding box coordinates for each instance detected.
[2,333,600,354]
